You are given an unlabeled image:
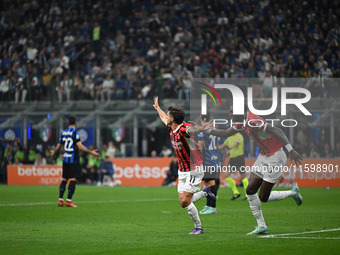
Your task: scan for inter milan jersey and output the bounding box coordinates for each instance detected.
[168,122,203,172]
[58,127,81,164]
[233,112,284,156]
[197,132,218,167]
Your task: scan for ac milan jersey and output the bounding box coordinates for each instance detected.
[168,122,203,172]
[233,112,284,156]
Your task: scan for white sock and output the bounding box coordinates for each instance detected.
[248,194,267,228]
[267,190,295,202]
[185,202,202,228]
[191,191,207,203]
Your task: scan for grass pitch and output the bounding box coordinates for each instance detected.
[0,185,339,255]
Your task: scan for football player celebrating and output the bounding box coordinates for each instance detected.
[153,97,216,234]
[189,106,303,235]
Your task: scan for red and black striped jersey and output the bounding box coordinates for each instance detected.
[233,112,284,156]
[168,122,203,172]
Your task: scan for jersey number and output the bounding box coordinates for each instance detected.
[208,135,217,150]
[62,137,74,152]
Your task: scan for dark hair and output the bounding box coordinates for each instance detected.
[200,111,211,121]
[168,106,185,124]
[68,115,77,125]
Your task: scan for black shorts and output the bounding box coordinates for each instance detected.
[228,155,245,174]
[62,162,81,179]
[202,177,219,182]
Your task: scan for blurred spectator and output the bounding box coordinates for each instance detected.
[320,143,334,158]
[150,150,158,158]
[15,77,28,103]
[100,75,114,101]
[28,145,38,163]
[106,141,117,158]
[58,74,73,102]
[178,72,192,100]
[0,0,338,103]
[309,142,320,158]
[97,155,114,186]
[334,142,340,158]
[162,154,178,187]
[159,145,172,157]
[84,145,100,183]
[56,154,63,166]
[82,76,95,100]
[101,144,107,160]
[0,150,13,183]
[31,76,42,101]
[0,75,10,101]
[34,154,47,166]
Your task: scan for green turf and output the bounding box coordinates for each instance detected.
[0,185,339,255]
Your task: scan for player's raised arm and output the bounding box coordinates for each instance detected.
[153,97,169,125]
[266,125,303,165]
[76,141,100,157]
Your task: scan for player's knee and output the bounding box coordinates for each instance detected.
[259,193,269,203]
[246,186,256,195]
[179,198,190,208]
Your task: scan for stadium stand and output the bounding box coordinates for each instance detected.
[0,0,339,184]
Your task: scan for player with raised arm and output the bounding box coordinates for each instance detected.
[52,115,99,207]
[189,106,303,235]
[153,97,216,234]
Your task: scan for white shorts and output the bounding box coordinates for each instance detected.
[177,164,204,193]
[252,148,287,183]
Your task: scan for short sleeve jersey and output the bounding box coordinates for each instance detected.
[224,132,244,158]
[197,132,218,167]
[233,112,284,156]
[168,122,203,172]
[58,127,81,164]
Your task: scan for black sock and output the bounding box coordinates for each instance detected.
[206,196,212,207]
[59,180,67,199]
[215,178,220,194]
[210,185,217,208]
[67,181,77,200]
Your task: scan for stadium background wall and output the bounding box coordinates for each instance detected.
[7,158,340,187]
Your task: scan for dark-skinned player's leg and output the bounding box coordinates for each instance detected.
[258,180,276,202]
[246,173,268,234]
[260,179,300,203]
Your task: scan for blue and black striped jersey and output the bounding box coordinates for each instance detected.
[58,127,81,164]
[197,132,218,167]
[216,137,225,166]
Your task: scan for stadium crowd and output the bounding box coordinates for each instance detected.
[0,0,339,102]
[1,0,340,183]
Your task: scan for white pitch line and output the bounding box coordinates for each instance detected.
[262,236,340,240]
[260,228,340,238]
[0,198,177,207]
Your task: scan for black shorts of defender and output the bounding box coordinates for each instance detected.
[228,156,246,174]
[62,162,81,179]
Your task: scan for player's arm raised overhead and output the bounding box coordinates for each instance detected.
[153,97,169,125]
[266,125,303,165]
[76,141,99,157]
